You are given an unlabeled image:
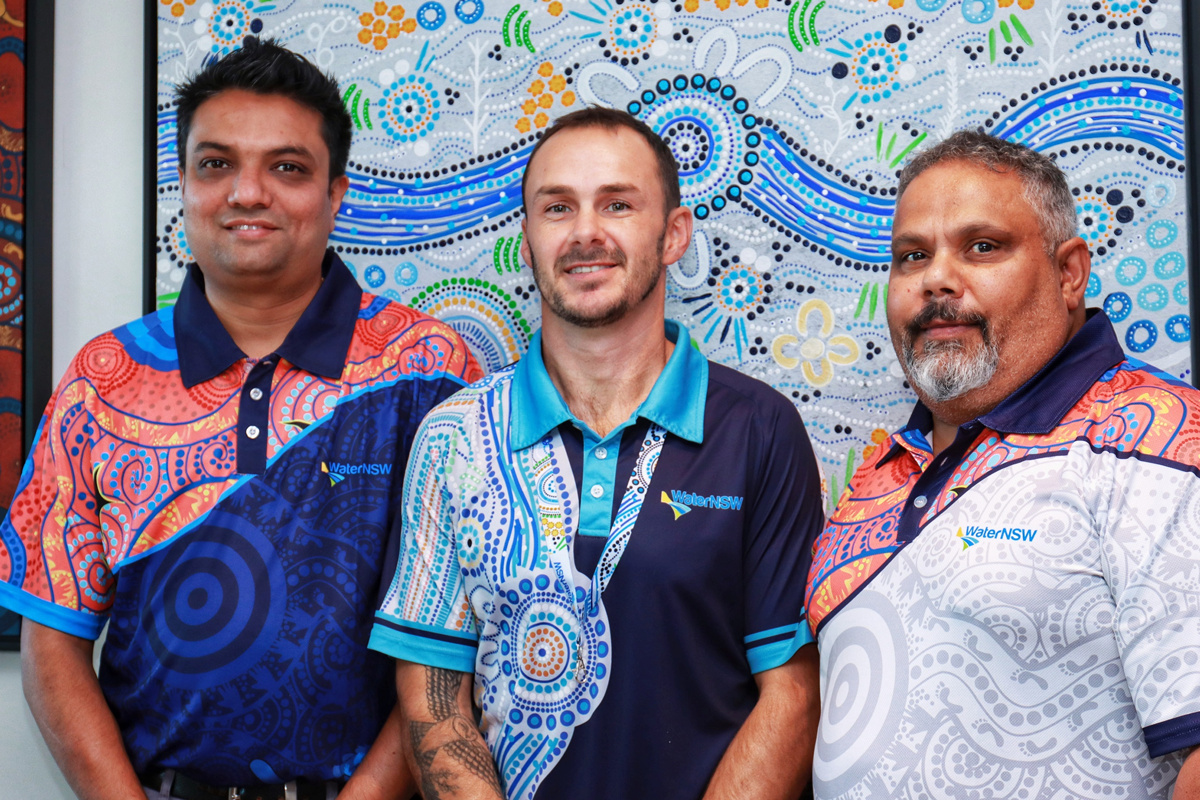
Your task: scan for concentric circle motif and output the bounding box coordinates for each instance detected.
[630,75,758,220]
[408,278,531,372]
[1166,314,1190,343]
[141,521,287,688]
[80,336,139,393]
[1154,251,1185,280]
[0,250,20,322]
[210,1,252,54]
[1114,256,1145,287]
[378,76,441,142]
[395,262,419,286]
[606,4,657,61]
[364,264,386,288]
[715,264,763,314]
[455,0,484,24]
[1146,219,1178,248]
[1137,282,1168,312]
[1103,291,1132,323]
[813,593,908,796]
[416,1,447,30]
[960,0,996,24]
[1077,195,1116,248]
[848,31,908,101]
[457,523,484,569]
[1125,319,1158,353]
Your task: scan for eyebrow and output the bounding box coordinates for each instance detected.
[892,222,1011,249]
[532,182,643,199]
[191,141,316,161]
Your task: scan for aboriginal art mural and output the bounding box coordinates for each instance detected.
[0,0,24,646]
[155,0,1190,507]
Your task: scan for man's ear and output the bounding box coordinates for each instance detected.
[661,205,693,266]
[1055,236,1091,313]
[328,174,350,229]
[519,216,531,269]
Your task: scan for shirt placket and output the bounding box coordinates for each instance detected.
[236,356,279,475]
[576,425,628,538]
[896,421,987,544]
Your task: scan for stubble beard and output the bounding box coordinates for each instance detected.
[529,234,665,329]
[899,299,1000,404]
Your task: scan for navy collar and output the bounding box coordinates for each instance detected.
[174,249,363,388]
[880,309,1124,465]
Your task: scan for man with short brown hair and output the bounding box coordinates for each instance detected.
[806,130,1200,799]
[370,107,824,799]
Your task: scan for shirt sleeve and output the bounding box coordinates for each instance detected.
[0,364,113,639]
[369,399,480,673]
[742,394,825,673]
[1100,453,1200,758]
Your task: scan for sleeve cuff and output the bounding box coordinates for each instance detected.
[744,622,813,674]
[0,580,107,640]
[369,615,478,673]
[1143,710,1200,759]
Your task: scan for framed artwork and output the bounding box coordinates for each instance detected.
[150,0,1197,510]
[0,0,51,652]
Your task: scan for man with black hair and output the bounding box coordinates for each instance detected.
[1,38,481,800]
[370,107,823,799]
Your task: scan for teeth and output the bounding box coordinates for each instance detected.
[232,225,262,230]
[568,266,607,274]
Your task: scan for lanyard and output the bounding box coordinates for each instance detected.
[583,423,666,615]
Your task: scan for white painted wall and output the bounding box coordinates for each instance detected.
[0,1,145,796]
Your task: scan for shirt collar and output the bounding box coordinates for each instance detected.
[878,308,1124,467]
[509,319,708,450]
[175,249,363,388]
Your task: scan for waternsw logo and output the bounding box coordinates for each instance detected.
[322,461,393,487]
[956,525,1038,550]
[660,490,744,520]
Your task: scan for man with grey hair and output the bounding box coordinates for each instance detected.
[803,129,1200,799]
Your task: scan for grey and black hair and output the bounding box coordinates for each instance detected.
[896,129,1077,257]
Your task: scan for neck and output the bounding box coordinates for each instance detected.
[540,302,672,439]
[199,259,324,359]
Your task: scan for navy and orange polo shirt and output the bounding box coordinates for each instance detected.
[0,251,481,785]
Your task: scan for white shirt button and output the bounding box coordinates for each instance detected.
[589,484,604,498]
[594,447,608,460]
[246,425,261,440]
[249,388,263,401]
[913,495,927,508]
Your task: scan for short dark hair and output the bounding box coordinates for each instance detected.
[521,107,681,214]
[174,37,352,181]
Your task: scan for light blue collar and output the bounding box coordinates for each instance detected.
[510,319,708,451]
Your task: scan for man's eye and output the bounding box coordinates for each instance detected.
[199,159,228,169]
[901,251,927,263]
[547,203,568,213]
[275,163,302,173]
[972,241,995,253]
[608,201,628,211]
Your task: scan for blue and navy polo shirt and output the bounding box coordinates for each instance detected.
[0,251,481,785]
[371,320,823,800]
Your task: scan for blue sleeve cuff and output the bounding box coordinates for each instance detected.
[1143,710,1200,759]
[0,580,107,640]
[369,615,478,673]
[744,622,813,674]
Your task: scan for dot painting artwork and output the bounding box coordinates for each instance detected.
[155,0,1191,508]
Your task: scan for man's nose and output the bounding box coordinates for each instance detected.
[568,206,605,248]
[920,249,964,299]
[228,168,270,208]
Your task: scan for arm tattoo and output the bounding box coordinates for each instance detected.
[408,667,505,800]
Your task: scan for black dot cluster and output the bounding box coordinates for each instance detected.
[1070,0,1157,31]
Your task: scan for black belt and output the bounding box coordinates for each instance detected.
[139,769,345,800]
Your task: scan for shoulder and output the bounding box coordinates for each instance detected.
[706,361,804,432]
[63,308,179,396]
[1075,358,1200,467]
[348,293,484,384]
[417,363,518,430]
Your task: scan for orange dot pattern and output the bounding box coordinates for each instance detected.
[161,0,198,18]
[358,2,416,50]
[516,62,576,132]
[520,625,569,679]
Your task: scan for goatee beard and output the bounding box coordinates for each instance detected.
[529,236,664,328]
[900,299,999,404]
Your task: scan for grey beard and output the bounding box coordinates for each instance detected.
[902,336,999,404]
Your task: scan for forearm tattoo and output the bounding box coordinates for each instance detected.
[408,666,504,799]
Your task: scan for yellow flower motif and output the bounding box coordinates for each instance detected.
[534,111,550,128]
[517,63,574,131]
[548,1,563,14]
[771,299,860,387]
[522,99,538,115]
[529,79,546,95]
[538,62,555,78]
[549,74,567,92]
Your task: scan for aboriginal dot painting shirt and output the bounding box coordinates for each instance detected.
[804,310,1200,800]
[370,320,824,800]
[0,251,482,786]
